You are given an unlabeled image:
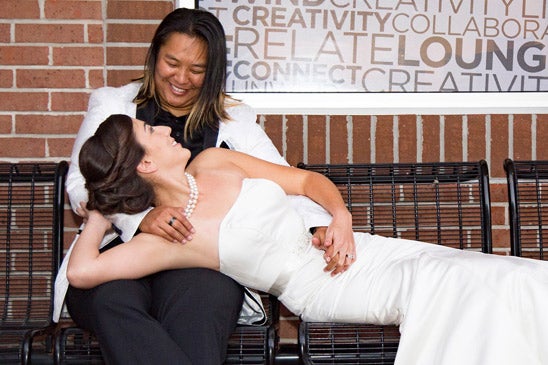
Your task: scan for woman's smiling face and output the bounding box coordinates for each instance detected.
[132,118,190,167]
[154,32,207,117]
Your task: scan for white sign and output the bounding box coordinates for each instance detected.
[199,0,547,93]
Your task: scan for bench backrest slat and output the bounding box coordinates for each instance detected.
[298,161,492,254]
[505,159,548,259]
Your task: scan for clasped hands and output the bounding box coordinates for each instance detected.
[311,221,356,276]
[139,206,356,276]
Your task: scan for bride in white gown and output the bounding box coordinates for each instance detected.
[68,114,548,365]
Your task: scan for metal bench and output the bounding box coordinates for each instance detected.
[0,162,68,364]
[297,161,492,365]
[504,159,548,259]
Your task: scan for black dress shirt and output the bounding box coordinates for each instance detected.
[136,99,220,162]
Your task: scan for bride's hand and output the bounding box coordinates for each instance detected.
[322,212,356,276]
[76,202,111,233]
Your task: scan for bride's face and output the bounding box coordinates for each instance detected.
[131,118,190,166]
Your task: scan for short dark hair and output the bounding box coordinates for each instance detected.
[79,114,154,215]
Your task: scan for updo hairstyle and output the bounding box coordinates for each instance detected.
[79,114,154,215]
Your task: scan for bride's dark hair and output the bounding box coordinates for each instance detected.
[79,114,154,215]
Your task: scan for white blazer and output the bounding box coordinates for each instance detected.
[54,83,331,322]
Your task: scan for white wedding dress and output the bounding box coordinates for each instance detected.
[219,178,548,365]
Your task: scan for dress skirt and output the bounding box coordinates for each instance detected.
[279,233,548,365]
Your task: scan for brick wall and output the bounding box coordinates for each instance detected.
[1,0,547,345]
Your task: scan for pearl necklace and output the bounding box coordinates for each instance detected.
[184,172,199,218]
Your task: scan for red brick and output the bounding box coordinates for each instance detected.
[279,317,299,342]
[107,70,142,88]
[0,116,12,134]
[63,232,77,252]
[48,138,74,157]
[262,114,284,159]
[444,115,463,162]
[0,138,45,157]
[285,115,304,166]
[0,46,49,65]
[64,207,83,232]
[491,206,507,226]
[421,115,440,162]
[45,0,102,19]
[279,303,298,319]
[375,115,394,163]
[330,115,348,164]
[307,115,326,164]
[90,69,107,89]
[538,115,548,160]
[492,228,510,250]
[352,115,371,163]
[88,24,104,43]
[16,24,84,43]
[467,114,486,162]
[16,114,82,135]
[278,301,300,342]
[0,24,11,42]
[51,92,90,112]
[53,47,104,66]
[489,183,508,203]
[17,69,86,88]
[0,92,48,111]
[398,114,417,163]
[107,1,173,20]
[0,1,40,19]
[0,70,13,88]
[106,46,148,66]
[490,114,509,178]
[513,114,532,160]
[107,23,159,43]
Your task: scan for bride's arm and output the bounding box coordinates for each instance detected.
[67,209,202,288]
[200,149,348,219]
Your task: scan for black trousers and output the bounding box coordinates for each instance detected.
[66,266,244,365]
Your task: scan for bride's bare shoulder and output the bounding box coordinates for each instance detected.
[187,148,242,177]
[192,147,241,167]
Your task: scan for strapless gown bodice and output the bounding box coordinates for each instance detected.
[219,178,410,320]
[219,179,319,299]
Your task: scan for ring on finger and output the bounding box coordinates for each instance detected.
[346,253,355,260]
[168,216,177,226]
